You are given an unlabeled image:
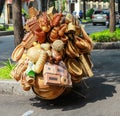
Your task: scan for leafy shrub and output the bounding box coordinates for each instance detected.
[86,8,94,18]
[22,8,29,19]
[0,25,13,31]
[90,28,120,42]
[0,59,15,79]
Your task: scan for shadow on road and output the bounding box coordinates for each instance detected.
[30,76,116,111]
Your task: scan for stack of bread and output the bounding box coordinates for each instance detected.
[10,7,94,100]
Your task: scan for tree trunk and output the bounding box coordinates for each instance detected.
[12,0,24,47]
[109,0,116,32]
[0,0,5,16]
[118,0,120,15]
[83,0,86,20]
[42,0,47,11]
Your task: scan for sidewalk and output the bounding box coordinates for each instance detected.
[0,80,34,96]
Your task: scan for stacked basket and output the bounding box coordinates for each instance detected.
[10,7,94,100]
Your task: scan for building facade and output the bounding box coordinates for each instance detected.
[63,0,118,16]
[0,0,42,24]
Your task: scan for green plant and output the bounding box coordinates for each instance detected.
[6,26,14,31]
[90,28,120,42]
[2,58,15,70]
[86,8,94,18]
[61,0,66,12]
[0,59,15,80]
[0,26,5,31]
[82,17,92,23]
[0,25,13,31]
[22,8,29,19]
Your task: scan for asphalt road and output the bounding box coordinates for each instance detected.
[0,35,14,67]
[84,23,107,34]
[0,49,120,116]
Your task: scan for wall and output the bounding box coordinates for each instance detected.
[74,1,118,16]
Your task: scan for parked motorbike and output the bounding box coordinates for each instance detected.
[106,20,109,28]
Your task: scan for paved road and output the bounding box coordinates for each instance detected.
[0,49,120,116]
[0,35,14,67]
[84,23,107,34]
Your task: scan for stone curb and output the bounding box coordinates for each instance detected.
[0,80,34,96]
[0,31,14,36]
[93,42,120,49]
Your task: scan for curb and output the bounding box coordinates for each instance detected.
[0,31,14,36]
[0,80,34,96]
[93,41,120,49]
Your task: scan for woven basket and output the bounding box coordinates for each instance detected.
[32,75,65,100]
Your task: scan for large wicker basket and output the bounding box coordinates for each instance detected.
[32,75,66,100]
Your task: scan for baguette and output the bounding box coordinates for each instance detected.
[34,50,47,73]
